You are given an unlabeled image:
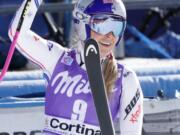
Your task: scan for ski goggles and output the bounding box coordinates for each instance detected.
[73,10,126,37]
[89,14,126,37]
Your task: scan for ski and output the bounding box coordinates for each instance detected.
[84,38,115,135]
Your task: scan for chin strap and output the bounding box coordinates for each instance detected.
[0,0,32,82]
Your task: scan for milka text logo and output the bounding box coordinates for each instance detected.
[51,71,90,97]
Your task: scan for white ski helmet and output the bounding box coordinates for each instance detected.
[73,0,127,45]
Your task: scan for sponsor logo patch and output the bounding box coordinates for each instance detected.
[61,54,74,66]
[45,116,101,135]
[124,89,140,120]
[130,105,141,123]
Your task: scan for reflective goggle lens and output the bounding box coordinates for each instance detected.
[90,15,126,37]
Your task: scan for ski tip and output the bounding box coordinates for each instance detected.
[84,38,99,58]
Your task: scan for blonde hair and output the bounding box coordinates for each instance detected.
[103,55,118,98]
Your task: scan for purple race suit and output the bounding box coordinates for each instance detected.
[44,49,123,134]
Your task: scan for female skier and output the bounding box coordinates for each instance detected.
[8,0,143,134]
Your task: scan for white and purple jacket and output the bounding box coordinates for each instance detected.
[8,0,143,135]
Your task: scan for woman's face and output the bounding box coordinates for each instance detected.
[91,30,118,58]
